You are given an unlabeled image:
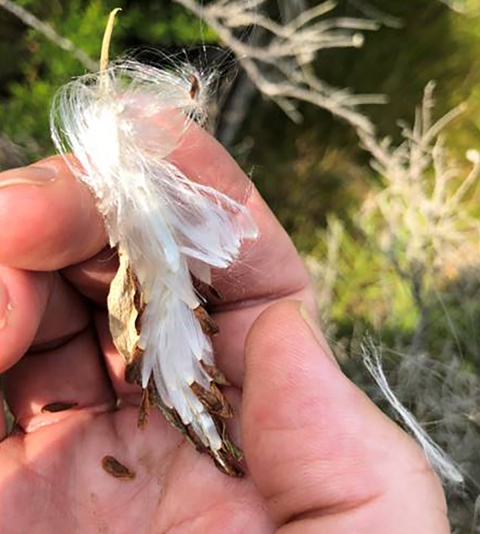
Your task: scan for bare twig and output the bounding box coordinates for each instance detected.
[175,0,383,133]
[347,0,403,29]
[0,0,97,71]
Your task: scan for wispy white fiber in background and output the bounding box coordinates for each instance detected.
[361,336,464,485]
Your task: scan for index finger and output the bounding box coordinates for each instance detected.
[0,157,106,271]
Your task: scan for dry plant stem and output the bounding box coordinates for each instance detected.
[100,8,122,74]
[0,0,97,71]
[347,0,403,29]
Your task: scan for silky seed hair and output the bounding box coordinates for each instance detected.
[50,50,258,471]
[360,336,464,486]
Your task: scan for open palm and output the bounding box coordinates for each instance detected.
[0,126,449,533]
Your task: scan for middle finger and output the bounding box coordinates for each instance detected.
[0,267,89,373]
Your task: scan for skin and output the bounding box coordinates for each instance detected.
[0,125,450,534]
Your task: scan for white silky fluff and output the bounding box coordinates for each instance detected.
[50,59,258,461]
[361,337,464,485]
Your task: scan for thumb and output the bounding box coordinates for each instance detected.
[241,300,449,534]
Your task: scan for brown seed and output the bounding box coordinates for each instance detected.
[201,362,230,386]
[146,378,162,406]
[159,403,186,433]
[213,449,244,478]
[41,401,78,413]
[124,346,143,384]
[189,74,200,100]
[185,424,208,453]
[209,285,223,301]
[194,306,219,336]
[137,388,150,429]
[191,381,234,419]
[101,456,136,480]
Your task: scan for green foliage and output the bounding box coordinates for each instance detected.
[123,3,218,45]
[310,221,420,343]
[312,214,480,364]
[0,1,111,155]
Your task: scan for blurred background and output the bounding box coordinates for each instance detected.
[1,0,480,531]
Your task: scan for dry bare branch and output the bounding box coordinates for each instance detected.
[347,0,403,29]
[175,0,383,132]
[358,83,480,276]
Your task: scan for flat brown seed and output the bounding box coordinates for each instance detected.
[158,403,187,433]
[41,402,78,413]
[194,306,219,336]
[201,362,230,386]
[138,388,150,429]
[124,345,144,384]
[101,456,136,480]
[185,424,208,453]
[189,74,200,99]
[108,251,142,365]
[191,381,234,419]
[209,285,223,301]
[214,450,244,478]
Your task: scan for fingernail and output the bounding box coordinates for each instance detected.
[0,276,11,330]
[0,165,57,190]
[299,303,340,367]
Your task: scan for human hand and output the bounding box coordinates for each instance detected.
[0,125,449,533]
